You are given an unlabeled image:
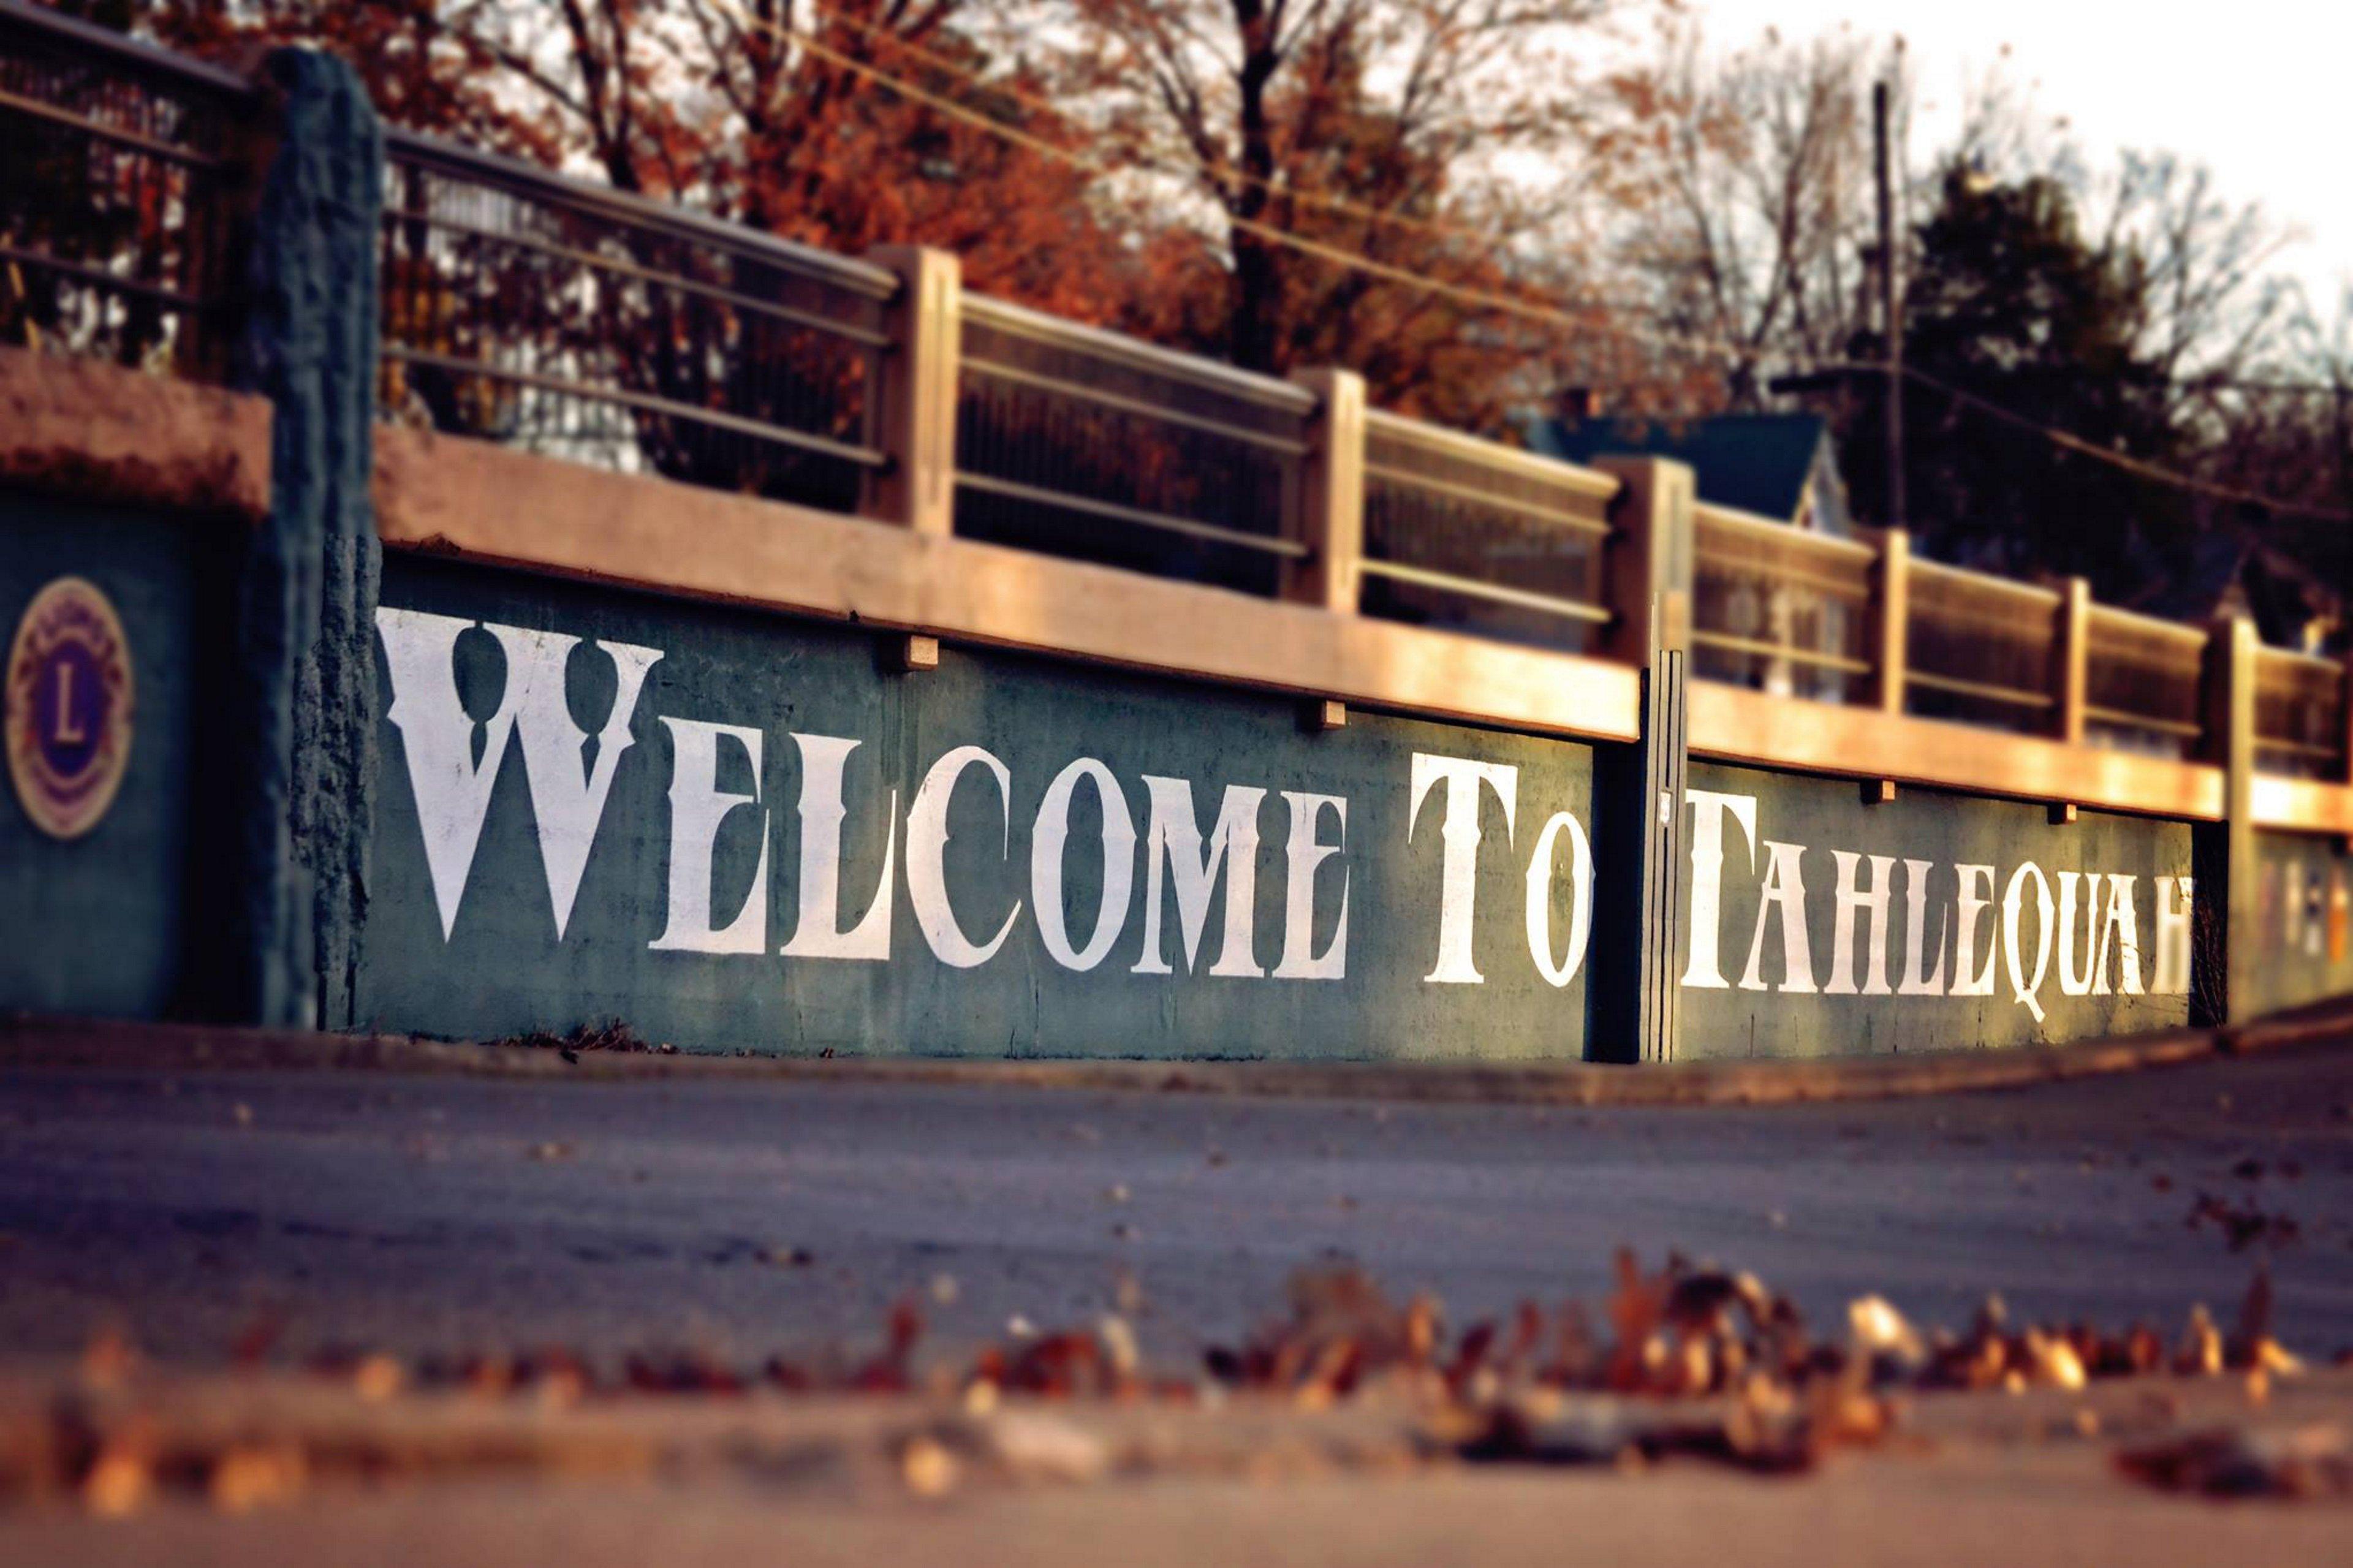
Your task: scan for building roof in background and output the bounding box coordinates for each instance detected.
[1527,412,1833,521]
[2129,528,2340,650]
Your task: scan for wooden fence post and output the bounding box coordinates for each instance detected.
[2053,576,2090,744]
[1596,456,1691,668]
[1283,368,1366,615]
[1866,526,1909,716]
[862,244,961,537]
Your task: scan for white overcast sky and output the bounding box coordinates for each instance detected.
[1686,0,2353,314]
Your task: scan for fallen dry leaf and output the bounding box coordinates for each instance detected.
[2118,1423,2353,1499]
[80,1444,150,1517]
[207,1444,306,1513]
[898,1434,958,1498]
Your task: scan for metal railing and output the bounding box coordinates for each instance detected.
[2254,646,2346,779]
[953,295,1312,597]
[1691,502,1875,702]
[1358,411,1615,653]
[0,1,249,379]
[2085,605,2207,758]
[379,131,899,513]
[1903,559,2062,732]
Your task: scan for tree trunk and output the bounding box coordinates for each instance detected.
[1226,0,1283,373]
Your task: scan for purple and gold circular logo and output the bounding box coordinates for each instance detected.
[6,577,134,840]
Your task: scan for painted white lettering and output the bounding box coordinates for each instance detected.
[1524,811,1594,988]
[1134,778,1267,977]
[650,719,768,955]
[2153,875,2194,996]
[2096,873,2146,995]
[1951,864,1998,996]
[377,609,661,941]
[2057,871,2099,998]
[1031,757,1135,972]
[904,744,1021,969]
[378,609,504,939]
[1825,850,1897,996]
[1896,858,1950,995]
[1739,841,1817,994]
[1408,754,1518,984]
[2003,862,2056,1023]
[498,627,661,942]
[1681,789,1759,988]
[1273,792,1349,981]
[778,733,899,961]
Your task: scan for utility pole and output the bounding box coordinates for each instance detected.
[1874,79,1906,530]
[2334,371,2350,655]
[2334,373,2351,515]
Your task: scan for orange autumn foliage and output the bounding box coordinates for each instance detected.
[150,0,1135,321]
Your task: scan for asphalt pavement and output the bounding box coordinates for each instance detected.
[1,1042,2350,1372]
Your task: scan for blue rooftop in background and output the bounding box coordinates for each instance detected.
[1526,410,1851,535]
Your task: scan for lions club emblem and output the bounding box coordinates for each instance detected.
[7,577,134,840]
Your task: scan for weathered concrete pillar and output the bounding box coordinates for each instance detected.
[1588,456,1696,1063]
[218,50,384,1030]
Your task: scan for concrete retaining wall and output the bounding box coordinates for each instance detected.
[360,556,1597,1059]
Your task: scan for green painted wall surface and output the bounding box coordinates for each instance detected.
[359,558,1600,1059]
[1675,762,2193,1058]
[2242,831,2353,1017]
[0,495,202,1017]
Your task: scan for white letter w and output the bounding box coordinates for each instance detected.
[377,608,662,941]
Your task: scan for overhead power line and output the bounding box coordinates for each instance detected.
[705,0,1655,341]
[795,1,2353,411]
[1895,363,2353,524]
[701,0,2353,525]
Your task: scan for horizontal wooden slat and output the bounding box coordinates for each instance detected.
[1906,668,2056,709]
[952,470,1308,557]
[1362,463,1613,533]
[2254,645,2344,675]
[2251,775,2353,835]
[1908,556,2064,605]
[1363,408,1620,501]
[1689,631,1870,674]
[2083,705,2202,738]
[373,426,1643,744]
[1689,680,2225,820]
[961,355,1311,455]
[2087,602,2210,646]
[1357,558,1612,623]
[962,294,1315,415]
[1694,502,1877,561]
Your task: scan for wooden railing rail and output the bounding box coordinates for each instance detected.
[1355,407,1617,653]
